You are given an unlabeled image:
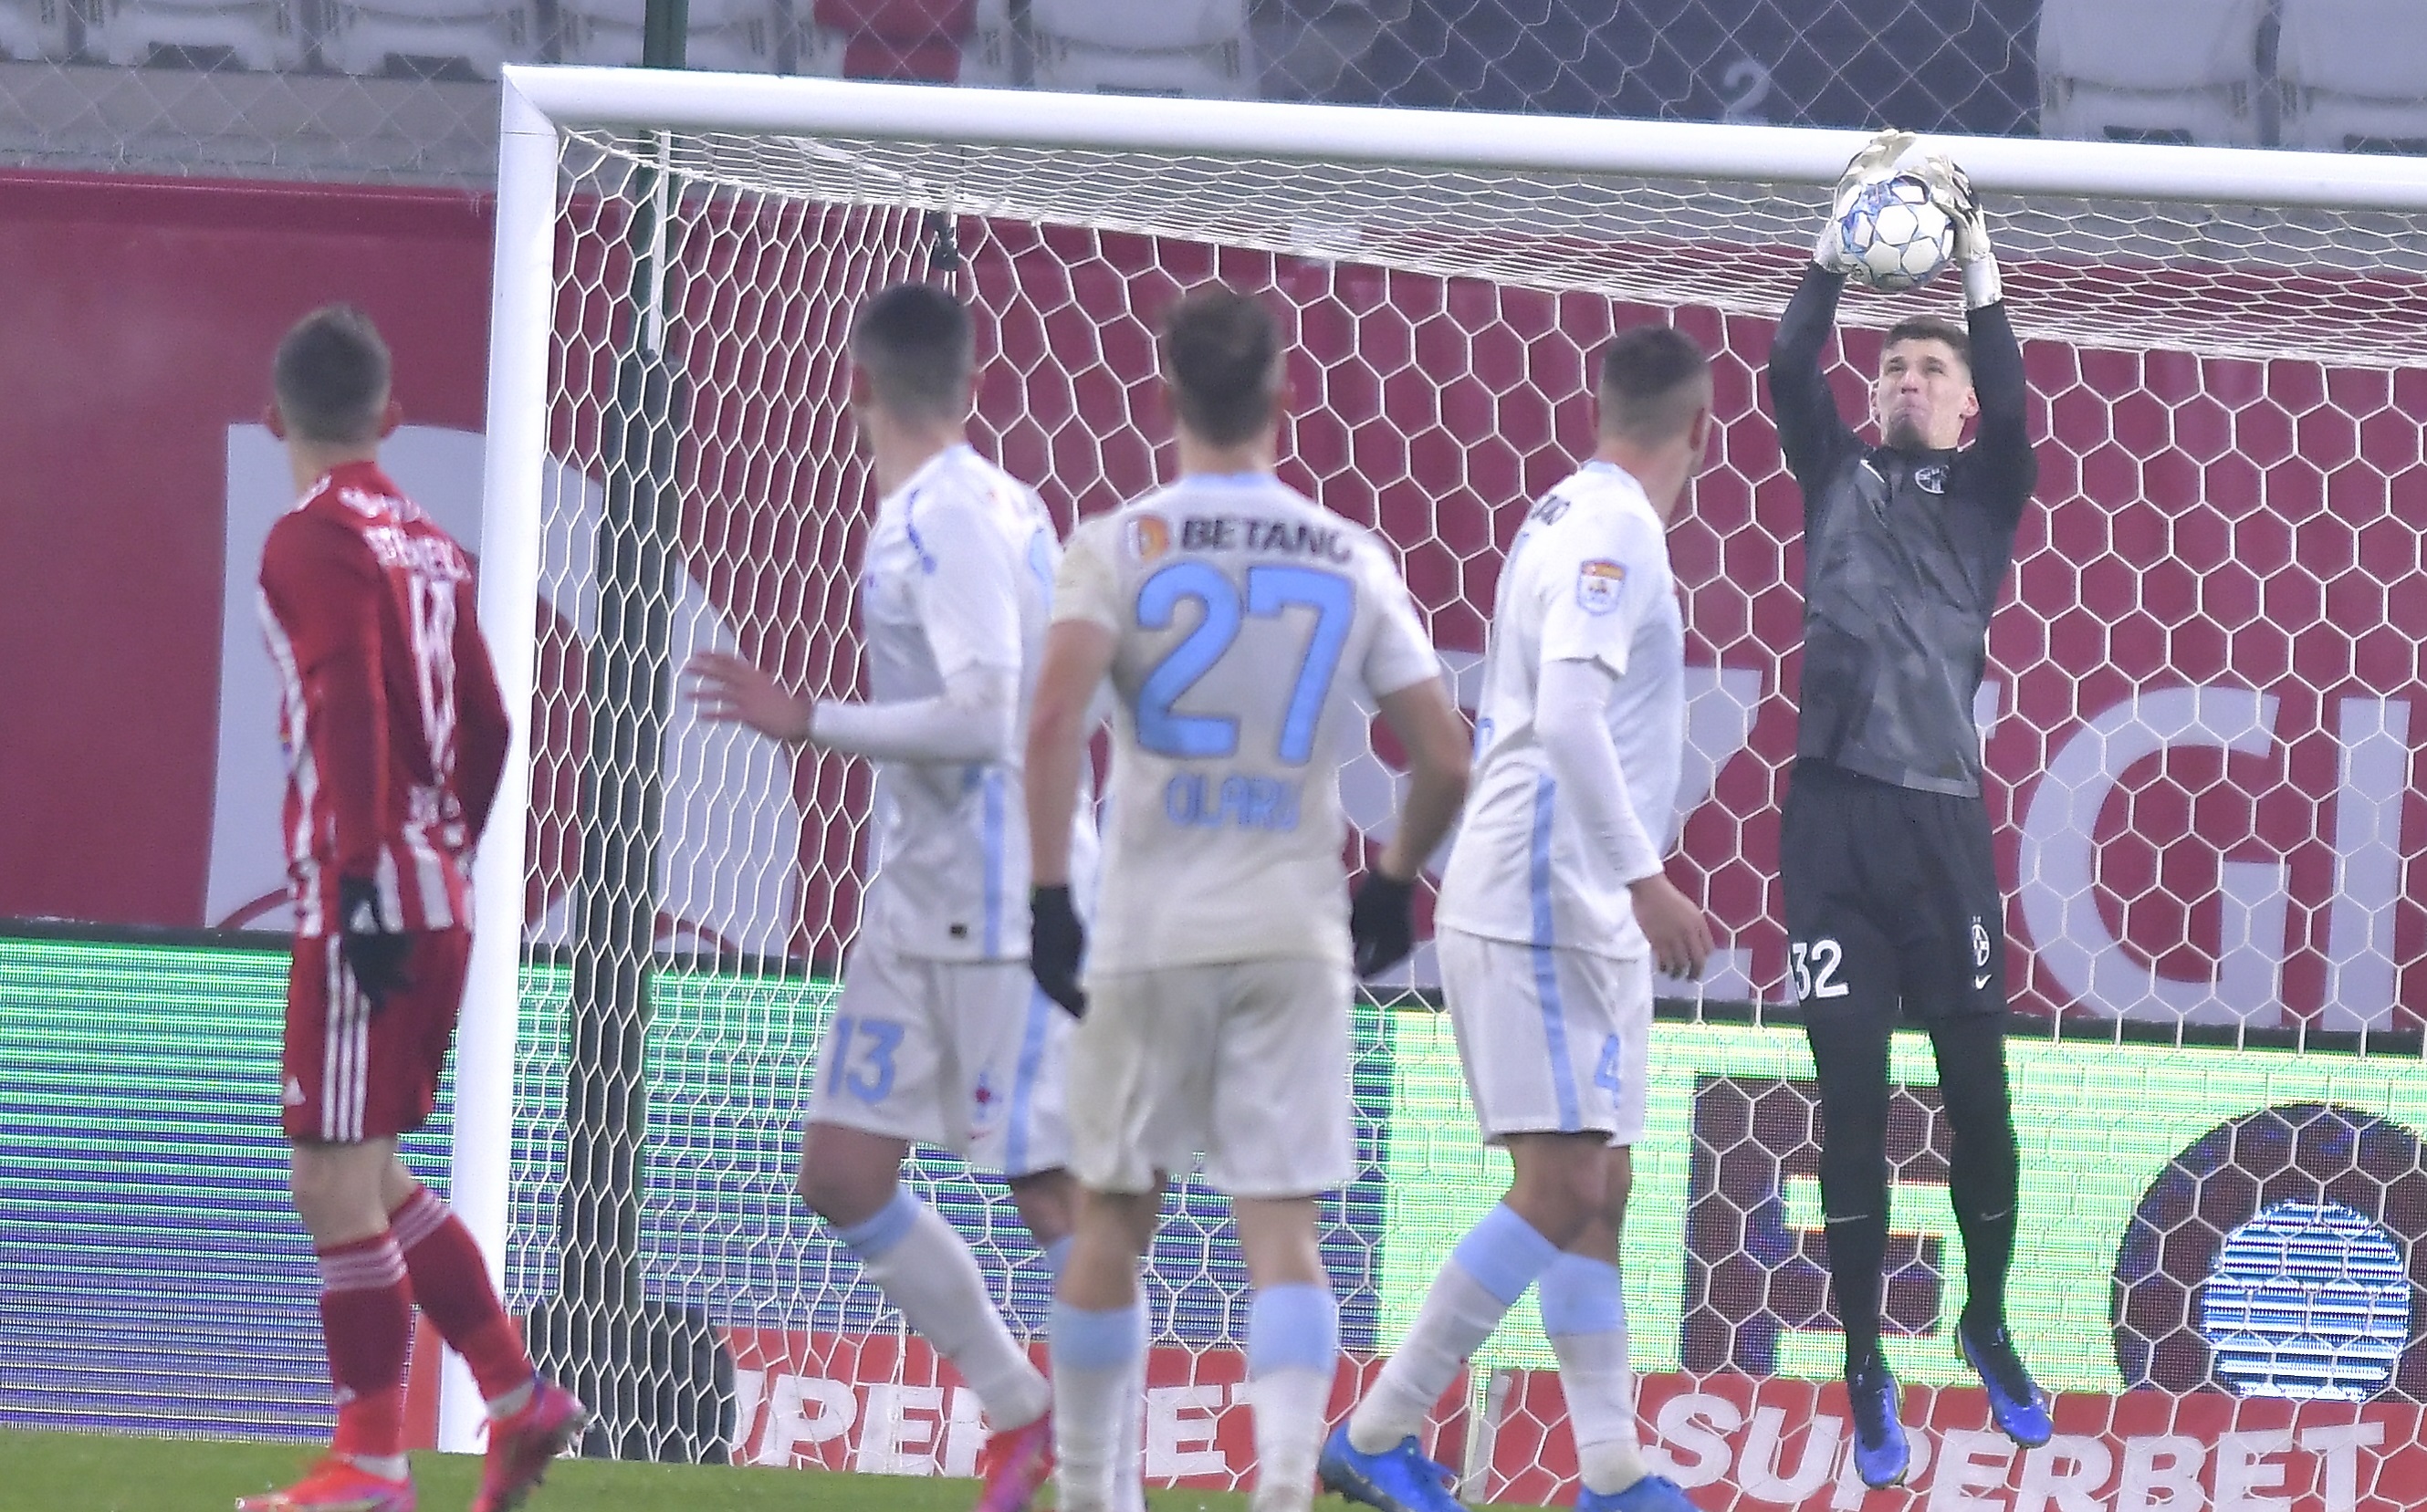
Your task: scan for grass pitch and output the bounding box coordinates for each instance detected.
[0,1428,1528,1512]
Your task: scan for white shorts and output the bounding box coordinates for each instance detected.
[1438,927,1651,1147]
[804,938,1072,1177]
[1070,958,1355,1199]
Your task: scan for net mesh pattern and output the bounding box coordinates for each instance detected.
[509,112,2427,1497]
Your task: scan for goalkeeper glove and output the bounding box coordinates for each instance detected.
[337,875,412,1007]
[1815,128,1919,274]
[1918,153,2003,308]
[1348,870,1417,978]
[1030,884,1087,1019]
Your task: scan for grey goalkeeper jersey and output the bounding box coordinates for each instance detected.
[1766,266,2039,798]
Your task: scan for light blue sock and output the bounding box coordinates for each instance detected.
[1537,1253,1625,1337]
[1052,1298,1146,1510]
[1449,1202,1563,1304]
[832,1184,921,1259]
[1248,1283,1339,1506]
[1248,1283,1339,1376]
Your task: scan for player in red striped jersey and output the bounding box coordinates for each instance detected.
[243,306,584,1512]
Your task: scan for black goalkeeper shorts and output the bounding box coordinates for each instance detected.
[1779,759,2008,1023]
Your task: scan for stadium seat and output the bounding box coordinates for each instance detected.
[1029,0,1253,99]
[799,0,970,81]
[2036,0,2265,146]
[90,0,303,69]
[321,0,534,78]
[0,0,71,59]
[2277,0,2427,153]
[958,0,1011,87]
[557,0,776,71]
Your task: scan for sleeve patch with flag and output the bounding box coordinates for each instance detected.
[1576,558,1626,614]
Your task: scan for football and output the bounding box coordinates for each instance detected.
[1835,171,1956,291]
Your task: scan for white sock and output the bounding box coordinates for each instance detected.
[1247,1285,1339,1512]
[1249,1369,1334,1512]
[1114,1341,1148,1512]
[1349,1204,1558,1455]
[346,1453,410,1481]
[840,1188,1050,1431]
[1552,1328,1648,1492]
[1541,1254,1648,1495]
[1052,1298,1146,1512]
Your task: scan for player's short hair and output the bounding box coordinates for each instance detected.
[850,282,975,423]
[1159,287,1282,447]
[273,305,392,445]
[1882,316,1971,370]
[1595,324,1712,443]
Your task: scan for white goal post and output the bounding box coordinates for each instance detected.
[466,63,2427,1484]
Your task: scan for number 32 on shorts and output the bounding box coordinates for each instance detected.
[1790,938,1849,1003]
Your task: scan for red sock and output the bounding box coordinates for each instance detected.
[390,1184,532,1403]
[317,1231,411,1460]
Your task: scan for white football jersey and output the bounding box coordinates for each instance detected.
[1053,474,1442,976]
[857,444,1097,962]
[1436,461,1685,960]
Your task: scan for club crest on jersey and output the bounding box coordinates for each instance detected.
[1576,558,1626,615]
[1970,915,1992,968]
[1125,514,1172,562]
[1914,464,1949,495]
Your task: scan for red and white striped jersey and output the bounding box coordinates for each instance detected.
[257,461,510,937]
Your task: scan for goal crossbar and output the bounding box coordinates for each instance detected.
[500,64,2427,214]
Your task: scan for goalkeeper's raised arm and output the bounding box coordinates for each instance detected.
[1920,151,2037,509]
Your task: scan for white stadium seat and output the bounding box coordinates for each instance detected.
[1029,0,1252,99]
[2277,0,2427,153]
[321,0,533,78]
[91,0,303,68]
[957,0,1011,87]
[557,0,775,71]
[0,0,72,60]
[2036,0,2265,146]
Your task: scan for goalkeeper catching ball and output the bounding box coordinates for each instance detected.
[1763,130,2052,1489]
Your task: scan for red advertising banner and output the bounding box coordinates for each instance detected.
[720,1328,1468,1484]
[1490,1371,2422,1512]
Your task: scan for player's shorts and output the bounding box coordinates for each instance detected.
[1438,926,1652,1147]
[803,936,1072,1178]
[1069,957,1354,1199]
[1779,759,2009,1024]
[284,929,470,1143]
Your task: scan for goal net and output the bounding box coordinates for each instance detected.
[471,69,2427,1506]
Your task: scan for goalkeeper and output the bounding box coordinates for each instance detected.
[1763,130,2048,1490]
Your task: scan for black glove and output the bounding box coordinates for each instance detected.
[1030,884,1087,1019]
[337,875,412,1007]
[1349,871,1417,978]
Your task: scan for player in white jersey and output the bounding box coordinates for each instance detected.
[1323,327,1719,1512]
[1021,287,1471,1512]
[686,283,1090,1512]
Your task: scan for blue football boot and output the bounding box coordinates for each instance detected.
[1317,1423,1466,1512]
[1961,1314,2055,1447]
[1577,1473,1701,1512]
[1846,1353,1910,1488]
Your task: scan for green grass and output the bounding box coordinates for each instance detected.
[0,1428,1553,1512]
